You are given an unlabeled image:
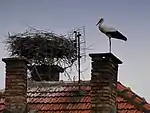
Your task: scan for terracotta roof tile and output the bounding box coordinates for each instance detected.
[0,81,150,113]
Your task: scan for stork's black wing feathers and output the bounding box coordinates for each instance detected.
[106,31,127,41]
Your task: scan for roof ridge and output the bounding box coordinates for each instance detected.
[27,80,91,88]
[117,82,150,112]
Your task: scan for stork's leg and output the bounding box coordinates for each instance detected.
[109,37,111,53]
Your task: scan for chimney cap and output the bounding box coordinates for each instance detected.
[2,57,29,64]
[89,53,122,64]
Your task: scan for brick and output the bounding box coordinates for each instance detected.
[90,53,122,113]
[2,57,28,113]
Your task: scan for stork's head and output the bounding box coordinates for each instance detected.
[96,18,104,26]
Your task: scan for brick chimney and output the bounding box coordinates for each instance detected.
[89,53,122,113]
[2,57,28,113]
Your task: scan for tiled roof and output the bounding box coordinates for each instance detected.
[0,81,150,113]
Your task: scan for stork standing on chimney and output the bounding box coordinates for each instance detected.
[96,18,127,53]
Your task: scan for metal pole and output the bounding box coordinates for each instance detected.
[109,37,111,53]
[77,32,81,90]
[74,31,77,55]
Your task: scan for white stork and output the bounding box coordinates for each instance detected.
[96,18,127,53]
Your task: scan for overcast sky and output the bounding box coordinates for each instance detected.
[0,0,150,102]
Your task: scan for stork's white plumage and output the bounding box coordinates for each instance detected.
[96,18,127,52]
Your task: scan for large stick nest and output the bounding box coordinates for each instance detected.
[6,29,77,69]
